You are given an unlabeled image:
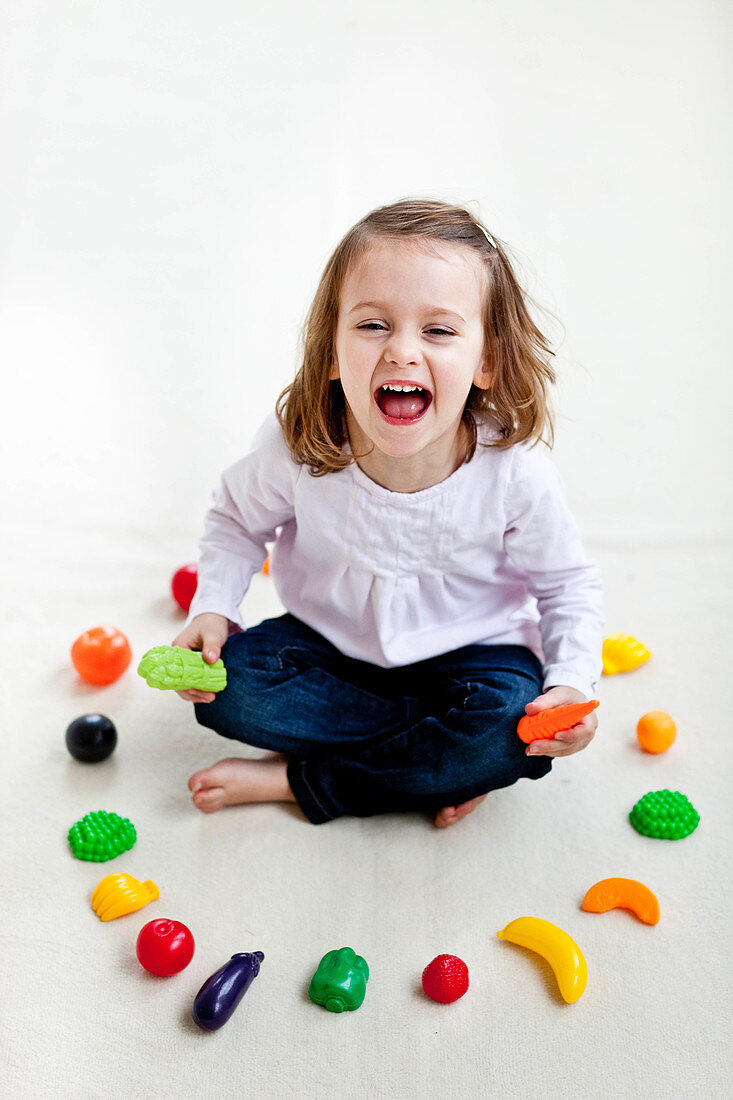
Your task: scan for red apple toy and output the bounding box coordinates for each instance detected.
[136,918,195,976]
[171,564,198,612]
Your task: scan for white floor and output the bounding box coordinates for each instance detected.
[2,2,732,1097]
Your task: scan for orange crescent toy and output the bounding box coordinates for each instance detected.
[517,700,600,744]
[581,878,660,925]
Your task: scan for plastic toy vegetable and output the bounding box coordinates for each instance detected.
[171,564,198,612]
[65,713,117,762]
[601,634,651,675]
[71,625,132,685]
[137,646,227,692]
[136,919,195,976]
[517,700,599,744]
[68,810,136,862]
[91,873,159,921]
[636,711,676,754]
[629,789,700,839]
[497,916,587,1004]
[581,878,660,925]
[193,952,265,1031]
[421,954,469,1003]
[308,948,369,1013]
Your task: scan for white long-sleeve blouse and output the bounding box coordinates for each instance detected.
[187,412,604,699]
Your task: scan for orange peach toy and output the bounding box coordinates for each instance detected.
[582,878,660,925]
[517,700,600,744]
[636,711,676,754]
[71,625,132,686]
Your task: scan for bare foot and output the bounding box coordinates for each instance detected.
[188,756,296,813]
[434,794,487,828]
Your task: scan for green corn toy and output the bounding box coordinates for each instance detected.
[137,646,227,692]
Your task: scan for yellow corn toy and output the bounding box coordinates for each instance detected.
[497,916,587,1004]
[91,873,159,921]
[602,633,652,675]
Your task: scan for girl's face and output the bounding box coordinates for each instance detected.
[333,238,490,486]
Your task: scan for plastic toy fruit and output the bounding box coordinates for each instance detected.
[136,919,195,976]
[137,646,227,692]
[91,873,159,921]
[629,789,700,839]
[193,952,264,1030]
[581,878,660,925]
[601,634,651,675]
[636,711,676,754]
[171,564,198,612]
[65,713,117,762]
[421,954,469,1003]
[71,625,132,686]
[497,916,587,1004]
[517,700,600,744]
[68,810,136,862]
[308,948,369,1013]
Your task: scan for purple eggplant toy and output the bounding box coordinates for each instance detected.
[192,951,264,1031]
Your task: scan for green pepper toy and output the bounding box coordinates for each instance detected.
[308,947,369,1013]
[137,646,227,692]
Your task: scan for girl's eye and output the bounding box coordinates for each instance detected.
[356,324,454,336]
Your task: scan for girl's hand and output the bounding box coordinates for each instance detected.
[171,613,231,704]
[522,685,598,758]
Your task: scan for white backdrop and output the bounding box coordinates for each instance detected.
[1,2,731,1098]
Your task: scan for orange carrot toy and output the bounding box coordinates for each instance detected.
[517,700,600,744]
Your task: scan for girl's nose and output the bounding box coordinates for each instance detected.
[385,330,422,367]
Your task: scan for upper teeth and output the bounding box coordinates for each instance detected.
[381,384,422,392]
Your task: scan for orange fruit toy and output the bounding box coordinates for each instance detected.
[636,711,676,754]
[71,625,132,686]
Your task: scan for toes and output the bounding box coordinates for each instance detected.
[434,807,458,828]
[192,787,224,812]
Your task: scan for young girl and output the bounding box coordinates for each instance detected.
[173,199,604,827]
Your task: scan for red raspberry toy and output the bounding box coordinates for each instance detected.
[421,954,469,1003]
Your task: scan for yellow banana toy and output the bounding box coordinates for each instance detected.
[497,916,587,1004]
[91,873,160,921]
[601,633,651,675]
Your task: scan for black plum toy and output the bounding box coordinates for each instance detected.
[65,714,118,763]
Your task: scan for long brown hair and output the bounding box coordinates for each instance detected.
[276,199,556,475]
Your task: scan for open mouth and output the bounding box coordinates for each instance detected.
[374,382,432,424]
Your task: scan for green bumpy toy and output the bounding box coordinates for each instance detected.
[68,810,137,862]
[308,947,370,1013]
[137,646,227,692]
[630,789,700,839]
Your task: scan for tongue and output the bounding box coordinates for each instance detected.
[377,390,429,419]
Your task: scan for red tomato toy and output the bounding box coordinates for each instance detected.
[421,954,470,1003]
[70,625,132,686]
[136,918,195,976]
[171,564,198,612]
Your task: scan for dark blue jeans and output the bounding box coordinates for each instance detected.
[194,613,551,824]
